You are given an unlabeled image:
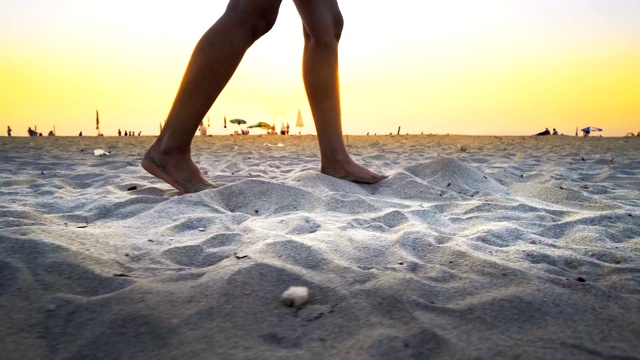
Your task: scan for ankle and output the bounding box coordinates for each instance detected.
[320,147,352,162]
[151,138,190,157]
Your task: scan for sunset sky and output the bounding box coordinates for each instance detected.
[1,0,639,137]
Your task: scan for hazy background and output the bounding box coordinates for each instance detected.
[1,0,639,136]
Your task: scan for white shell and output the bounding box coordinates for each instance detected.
[281,286,309,307]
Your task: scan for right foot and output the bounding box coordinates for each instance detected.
[142,147,214,195]
[321,159,388,184]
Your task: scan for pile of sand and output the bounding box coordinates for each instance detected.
[1,135,638,358]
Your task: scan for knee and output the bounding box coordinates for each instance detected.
[329,11,344,42]
[225,3,281,42]
[248,9,280,41]
[303,11,344,46]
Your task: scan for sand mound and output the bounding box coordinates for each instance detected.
[1,135,639,359]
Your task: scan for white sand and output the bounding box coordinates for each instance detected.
[1,134,639,359]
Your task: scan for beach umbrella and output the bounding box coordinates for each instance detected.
[229,119,247,127]
[248,122,272,132]
[295,109,304,129]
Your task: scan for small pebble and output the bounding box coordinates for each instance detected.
[281,286,309,307]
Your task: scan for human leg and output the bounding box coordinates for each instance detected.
[292,0,386,184]
[143,0,283,194]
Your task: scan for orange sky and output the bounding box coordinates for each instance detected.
[1,1,639,137]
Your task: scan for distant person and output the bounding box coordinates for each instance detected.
[28,127,37,137]
[552,128,558,135]
[535,128,551,136]
[582,128,590,137]
[118,129,122,136]
[280,123,286,135]
[79,131,83,136]
[138,131,142,136]
[7,126,11,137]
[142,0,386,194]
[129,131,133,136]
[286,123,290,135]
[48,130,55,136]
[199,122,207,136]
[124,131,128,137]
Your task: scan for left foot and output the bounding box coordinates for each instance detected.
[142,144,215,195]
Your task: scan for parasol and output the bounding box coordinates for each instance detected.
[295,109,304,129]
[247,122,272,132]
[581,126,603,137]
[230,119,247,127]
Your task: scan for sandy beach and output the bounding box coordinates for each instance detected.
[1,134,639,359]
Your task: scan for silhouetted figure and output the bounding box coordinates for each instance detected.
[118,129,122,136]
[138,131,142,136]
[7,126,11,137]
[28,127,37,137]
[552,128,558,135]
[79,131,83,136]
[535,128,551,136]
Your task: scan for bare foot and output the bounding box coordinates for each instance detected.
[142,146,215,195]
[321,159,388,184]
